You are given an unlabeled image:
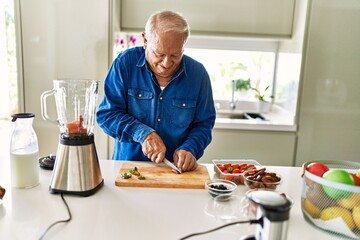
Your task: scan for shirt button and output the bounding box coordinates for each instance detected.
[138,94,142,98]
[182,103,186,107]
[157,118,161,122]
[160,97,163,100]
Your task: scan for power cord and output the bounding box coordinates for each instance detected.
[38,193,72,240]
[179,218,263,240]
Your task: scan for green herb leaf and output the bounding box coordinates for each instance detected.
[130,166,141,176]
[121,172,132,179]
[129,167,138,174]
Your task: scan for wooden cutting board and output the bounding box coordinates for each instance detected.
[115,162,210,189]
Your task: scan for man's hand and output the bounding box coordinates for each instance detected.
[142,132,166,163]
[173,150,197,172]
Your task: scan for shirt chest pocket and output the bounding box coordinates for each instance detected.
[170,99,197,128]
[128,88,153,120]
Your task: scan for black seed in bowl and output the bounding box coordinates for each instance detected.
[210,184,228,190]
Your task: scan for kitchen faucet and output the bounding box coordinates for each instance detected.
[229,80,236,110]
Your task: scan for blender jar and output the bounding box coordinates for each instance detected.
[41,79,99,136]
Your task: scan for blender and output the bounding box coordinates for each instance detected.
[41,79,103,196]
[242,190,293,240]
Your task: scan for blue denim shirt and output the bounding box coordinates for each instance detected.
[96,46,216,161]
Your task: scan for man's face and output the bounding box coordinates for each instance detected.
[143,31,185,79]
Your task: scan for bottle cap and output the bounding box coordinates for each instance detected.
[11,113,35,121]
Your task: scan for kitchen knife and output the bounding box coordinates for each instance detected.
[163,158,182,174]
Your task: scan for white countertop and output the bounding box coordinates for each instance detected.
[0,159,338,240]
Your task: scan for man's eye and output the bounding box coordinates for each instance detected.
[154,52,164,58]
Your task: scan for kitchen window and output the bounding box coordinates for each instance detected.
[0,0,17,159]
[184,36,279,103]
[184,48,276,101]
[0,0,18,119]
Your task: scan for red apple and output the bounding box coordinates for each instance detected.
[351,173,360,186]
[306,162,329,177]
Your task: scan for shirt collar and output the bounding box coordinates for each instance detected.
[136,49,147,67]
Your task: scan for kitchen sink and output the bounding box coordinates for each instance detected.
[214,100,267,121]
[216,112,267,121]
[216,112,247,119]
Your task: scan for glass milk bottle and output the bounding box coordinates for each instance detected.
[10,113,39,188]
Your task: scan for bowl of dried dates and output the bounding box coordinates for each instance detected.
[243,168,282,190]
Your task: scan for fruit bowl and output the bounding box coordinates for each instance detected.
[301,160,360,239]
[243,168,282,190]
[205,179,237,201]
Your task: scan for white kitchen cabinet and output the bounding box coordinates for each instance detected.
[107,126,296,166]
[295,0,360,166]
[199,128,296,166]
[120,0,295,38]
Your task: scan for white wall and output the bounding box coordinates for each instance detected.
[16,0,110,158]
[274,0,308,114]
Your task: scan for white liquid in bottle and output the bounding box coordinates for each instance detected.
[10,151,39,188]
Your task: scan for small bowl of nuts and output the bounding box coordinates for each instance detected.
[205,179,237,201]
[243,168,282,190]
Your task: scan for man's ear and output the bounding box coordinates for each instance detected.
[142,32,147,49]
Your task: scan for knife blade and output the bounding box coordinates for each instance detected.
[163,158,182,174]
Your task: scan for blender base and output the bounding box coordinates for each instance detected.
[239,235,256,240]
[49,179,104,197]
[49,134,104,197]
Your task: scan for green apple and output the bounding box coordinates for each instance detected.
[322,169,354,199]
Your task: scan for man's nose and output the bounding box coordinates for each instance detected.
[162,56,172,68]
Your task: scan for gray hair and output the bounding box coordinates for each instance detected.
[145,10,190,45]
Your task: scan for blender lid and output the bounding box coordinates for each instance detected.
[247,190,287,206]
[39,154,56,170]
